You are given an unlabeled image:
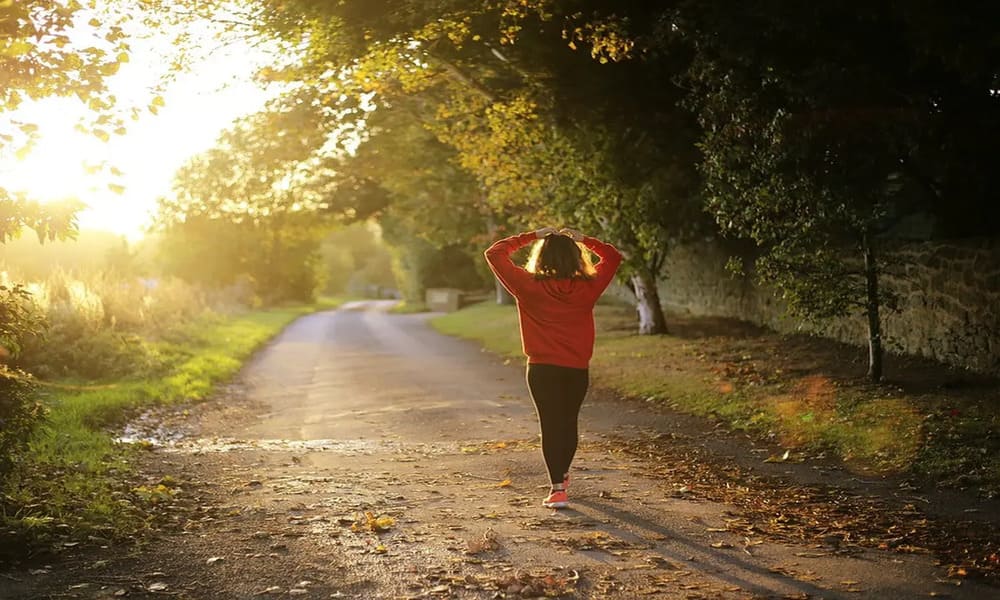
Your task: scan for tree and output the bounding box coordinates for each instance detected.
[670,0,1000,380]
[155,96,343,302]
[319,222,395,296]
[1,0,132,242]
[0,0,138,464]
[332,103,498,303]
[246,0,706,332]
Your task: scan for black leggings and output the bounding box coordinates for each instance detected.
[525,363,589,485]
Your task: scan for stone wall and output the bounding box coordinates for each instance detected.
[639,238,1000,376]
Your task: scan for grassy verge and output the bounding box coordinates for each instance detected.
[1,300,348,553]
[390,301,429,314]
[431,302,1000,496]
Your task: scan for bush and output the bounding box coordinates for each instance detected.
[0,372,43,477]
[13,270,213,380]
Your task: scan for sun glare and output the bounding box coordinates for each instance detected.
[0,13,278,241]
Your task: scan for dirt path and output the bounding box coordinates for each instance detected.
[4,301,997,599]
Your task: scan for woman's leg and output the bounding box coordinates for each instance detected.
[526,363,589,486]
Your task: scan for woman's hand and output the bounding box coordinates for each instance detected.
[559,227,584,242]
[534,227,558,238]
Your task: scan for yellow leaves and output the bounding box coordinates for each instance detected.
[1,40,34,58]
[560,15,636,63]
[99,61,121,77]
[131,483,177,504]
[149,95,165,115]
[351,511,395,533]
[496,478,512,488]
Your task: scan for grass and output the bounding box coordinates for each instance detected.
[1,299,350,552]
[431,301,1000,496]
[390,300,430,314]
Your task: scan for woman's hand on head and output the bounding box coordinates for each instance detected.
[534,227,558,238]
[559,227,584,242]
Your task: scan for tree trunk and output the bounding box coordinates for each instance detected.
[863,234,883,382]
[495,279,514,305]
[631,270,668,335]
[484,210,515,306]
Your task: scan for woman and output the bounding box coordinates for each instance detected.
[484,227,622,508]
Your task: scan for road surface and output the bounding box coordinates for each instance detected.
[5,300,996,599]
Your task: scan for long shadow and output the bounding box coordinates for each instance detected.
[566,495,863,599]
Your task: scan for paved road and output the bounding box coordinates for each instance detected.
[6,300,995,599]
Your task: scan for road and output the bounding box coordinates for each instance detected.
[5,300,996,599]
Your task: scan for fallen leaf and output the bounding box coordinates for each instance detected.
[207,556,224,565]
[148,582,168,592]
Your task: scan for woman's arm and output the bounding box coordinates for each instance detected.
[559,227,623,294]
[484,230,551,297]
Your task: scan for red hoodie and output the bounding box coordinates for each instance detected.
[484,232,623,369]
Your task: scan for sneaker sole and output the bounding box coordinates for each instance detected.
[543,501,569,509]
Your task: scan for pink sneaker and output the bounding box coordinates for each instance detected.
[542,489,569,509]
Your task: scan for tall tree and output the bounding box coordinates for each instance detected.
[155,95,342,302]
[328,101,500,303]
[669,1,1000,381]
[246,0,705,332]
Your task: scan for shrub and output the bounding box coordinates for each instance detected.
[0,372,44,477]
[13,270,213,380]
[0,282,46,477]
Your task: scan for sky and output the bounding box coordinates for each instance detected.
[0,11,278,240]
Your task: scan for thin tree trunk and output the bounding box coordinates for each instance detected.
[484,208,514,306]
[631,270,668,335]
[495,280,514,305]
[863,233,883,382]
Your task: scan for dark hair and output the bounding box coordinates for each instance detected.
[525,234,596,279]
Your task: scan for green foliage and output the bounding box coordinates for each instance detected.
[1,0,134,242]
[0,373,43,477]
[433,302,1000,495]
[320,222,396,295]
[385,223,489,304]
[2,303,332,548]
[671,0,1000,307]
[10,270,209,380]
[155,102,345,303]
[239,1,704,332]
[0,281,42,357]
